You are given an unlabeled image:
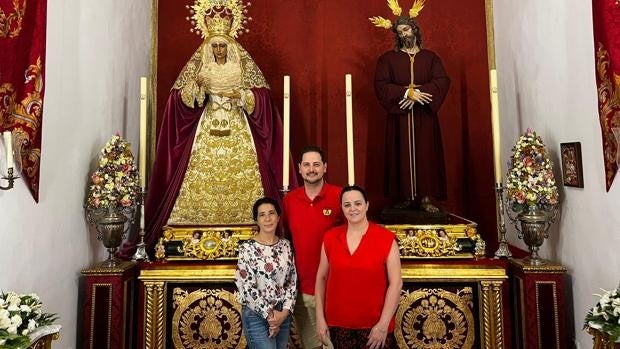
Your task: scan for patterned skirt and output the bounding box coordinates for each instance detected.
[329,327,396,349]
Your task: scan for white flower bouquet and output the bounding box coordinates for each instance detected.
[0,291,57,348]
[584,286,620,343]
[505,129,559,212]
[86,135,140,209]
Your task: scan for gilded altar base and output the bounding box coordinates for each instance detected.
[158,213,484,261]
[138,262,507,349]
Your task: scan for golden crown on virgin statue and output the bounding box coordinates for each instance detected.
[186,0,252,39]
[369,0,425,29]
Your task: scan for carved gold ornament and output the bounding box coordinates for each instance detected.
[369,0,425,30]
[399,229,460,257]
[396,288,475,349]
[172,288,246,349]
[181,230,240,259]
[0,0,26,38]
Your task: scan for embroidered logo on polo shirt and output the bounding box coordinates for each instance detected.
[323,209,332,216]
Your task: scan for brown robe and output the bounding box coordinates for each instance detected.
[374,48,450,202]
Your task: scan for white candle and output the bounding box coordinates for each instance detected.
[282,75,290,188]
[140,203,145,231]
[3,131,13,171]
[139,77,148,190]
[345,74,355,186]
[489,69,502,182]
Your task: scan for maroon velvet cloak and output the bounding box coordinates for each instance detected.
[374,49,450,202]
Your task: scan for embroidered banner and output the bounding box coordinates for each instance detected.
[0,0,47,201]
[592,0,620,191]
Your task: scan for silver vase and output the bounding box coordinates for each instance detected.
[86,206,135,267]
[514,205,556,265]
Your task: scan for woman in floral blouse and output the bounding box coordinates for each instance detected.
[236,197,297,349]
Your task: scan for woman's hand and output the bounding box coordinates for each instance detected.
[316,316,330,345]
[366,323,388,349]
[267,309,289,338]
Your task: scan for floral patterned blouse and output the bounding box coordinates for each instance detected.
[235,238,297,319]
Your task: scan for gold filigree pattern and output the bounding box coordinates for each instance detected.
[171,288,246,349]
[399,229,459,257]
[181,230,240,259]
[396,288,475,349]
[0,0,26,38]
[167,97,263,224]
[595,42,620,188]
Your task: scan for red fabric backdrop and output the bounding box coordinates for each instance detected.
[0,0,47,201]
[592,0,620,191]
[155,0,497,246]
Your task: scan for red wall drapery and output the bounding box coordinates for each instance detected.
[155,0,497,245]
[592,0,620,191]
[0,0,47,201]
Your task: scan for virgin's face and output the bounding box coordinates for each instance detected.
[341,190,369,224]
[211,41,228,62]
[256,203,279,234]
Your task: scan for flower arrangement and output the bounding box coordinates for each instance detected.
[86,135,140,209]
[0,291,58,348]
[505,129,559,212]
[584,286,620,343]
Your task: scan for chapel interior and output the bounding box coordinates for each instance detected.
[1,0,619,348]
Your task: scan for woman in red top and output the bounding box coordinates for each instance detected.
[315,185,402,349]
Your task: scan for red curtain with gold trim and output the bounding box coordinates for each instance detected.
[592,0,620,191]
[0,0,47,201]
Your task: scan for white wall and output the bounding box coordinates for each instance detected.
[494,0,620,347]
[0,1,151,347]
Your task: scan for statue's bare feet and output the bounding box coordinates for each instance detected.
[420,196,439,213]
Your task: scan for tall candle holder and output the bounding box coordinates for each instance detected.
[493,182,512,258]
[132,190,150,262]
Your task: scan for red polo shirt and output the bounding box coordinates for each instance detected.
[283,182,342,295]
[323,223,396,331]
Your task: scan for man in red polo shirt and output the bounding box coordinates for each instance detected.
[283,145,342,349]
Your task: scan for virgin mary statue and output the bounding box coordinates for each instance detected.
[121,5,293,257]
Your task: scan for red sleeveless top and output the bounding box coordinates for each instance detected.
[323,223,396,330]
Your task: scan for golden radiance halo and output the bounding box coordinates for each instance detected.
[369,0,425,30]
[186,0,252,39]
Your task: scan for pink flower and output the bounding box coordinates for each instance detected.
[91,175,102,184]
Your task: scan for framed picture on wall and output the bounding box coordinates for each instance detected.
[560,142,584,188]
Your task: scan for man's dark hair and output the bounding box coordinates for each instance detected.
[392,16,423,51]
[299,145,326,163]
[340,185,369,204]
[252,197,282,221]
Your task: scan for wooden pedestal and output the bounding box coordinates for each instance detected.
[509,258,567,349]
[81,260,137,349]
